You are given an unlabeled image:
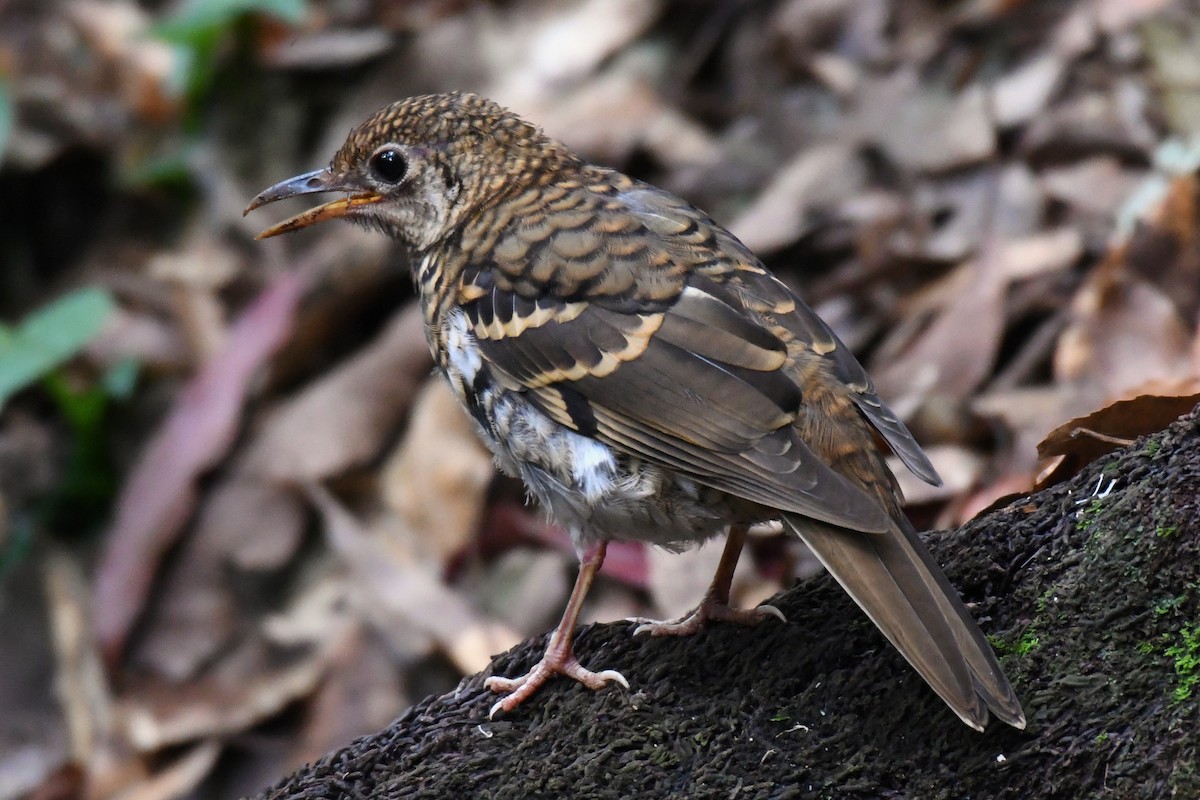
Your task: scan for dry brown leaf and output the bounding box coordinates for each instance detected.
[43,550,113,767]
[474,548,571,637]
[1119,171,1200,320]
[84,307,190,373]
[1041,157,1145,221]
[997,227,1084,281]
[858,74,996,173]
[992,53,1067,128]
[94,272,307,670]
[240,304,430,483]
[104,741,220,800]
[209,481,307,572]
[486,0,664,101]
[66,0,181,124]
[1096,0,1177,34]
[120,573,351,751]
[888,444,985,507]
[952,471,1039,529]
[520,61,689,169]
[1035,391,1200,487]
[1055,270,1194,397]
[260,29,395,69]
[729,143,865,253]
[1021,90,1157,162]
[307,484,520,675]
[125,478,306,682]
[645,541,725,620]
[972,385,1101,479]
[287,625,408,769]
[381,379,495,563]
[1142,17,1200,137]
[0,565,71,800]
[872,250,1008,414]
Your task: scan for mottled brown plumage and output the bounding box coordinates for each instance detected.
[246,91,1025,730]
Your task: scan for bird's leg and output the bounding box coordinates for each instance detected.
[485,541,628,717]
[631,524,786,637]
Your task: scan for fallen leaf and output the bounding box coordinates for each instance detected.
[888,444,985,506]
[1041,157,1145,222]
[93,271,307,669]
[1055,269,1193,398]
[307,483,519,675]
[474,547,571,637]
[857,73,996,173]
[1035,391,1200,487]
[0,561,70,800]
[127,479,306,682]
[729,143,865,253]
[121,572,350,751]
[240,304,430,483]
[872,247,1008,413]
[380,379,493,563]
[992,53,1067,128]
[287,625,408,768]
[102,740,221,800]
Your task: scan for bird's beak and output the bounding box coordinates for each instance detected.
[244,168,383,240]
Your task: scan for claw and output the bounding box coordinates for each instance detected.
[757,603,788,624]
[595,669,630,690]
[633,602,787,637]
[486,657,628,716]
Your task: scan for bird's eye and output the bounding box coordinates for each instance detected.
[369,148,407,184]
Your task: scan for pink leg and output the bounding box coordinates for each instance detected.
[630,524,786,637]
[484,541,628,717]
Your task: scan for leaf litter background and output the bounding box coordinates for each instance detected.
[2,0,1200,797]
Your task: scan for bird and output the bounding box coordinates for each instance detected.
[245,91,1026,731]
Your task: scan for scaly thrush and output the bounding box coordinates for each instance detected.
[246,92,1025,730]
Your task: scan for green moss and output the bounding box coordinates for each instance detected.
[1095,731,1110,744]
[990,628,1042,657]
[1076,499,1106,532]
[1154,595,1187,616]
[1035,586,1060,617]
[1165,624,1200,703]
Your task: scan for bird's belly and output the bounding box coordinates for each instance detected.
[486,388,736,549]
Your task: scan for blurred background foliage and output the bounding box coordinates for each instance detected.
[1,0,1199,798]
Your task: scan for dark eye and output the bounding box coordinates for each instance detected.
[369,148,407,184]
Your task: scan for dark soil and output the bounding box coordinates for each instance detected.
[250,407,1200,799]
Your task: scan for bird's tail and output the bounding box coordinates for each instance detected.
[782,512,1026,731]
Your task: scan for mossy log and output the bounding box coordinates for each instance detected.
[251,406,1200,799]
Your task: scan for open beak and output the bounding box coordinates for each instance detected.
[244,168,383,240]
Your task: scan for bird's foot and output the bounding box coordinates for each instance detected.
[629,599,786,637]
[484,650,628,718]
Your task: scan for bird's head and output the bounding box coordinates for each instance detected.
[245,92,576,250]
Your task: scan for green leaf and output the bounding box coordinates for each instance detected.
[102,358,141,399]
[0,77,12,165]
[152,0,308,45]
[0,287,116,410]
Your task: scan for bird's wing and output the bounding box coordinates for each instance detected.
[457,174,932,532]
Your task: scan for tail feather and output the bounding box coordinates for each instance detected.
[783,513,1026,730]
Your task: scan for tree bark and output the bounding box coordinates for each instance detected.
[250,406,1200,799]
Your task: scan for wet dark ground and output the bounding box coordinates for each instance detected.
[251,407,1199,799]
